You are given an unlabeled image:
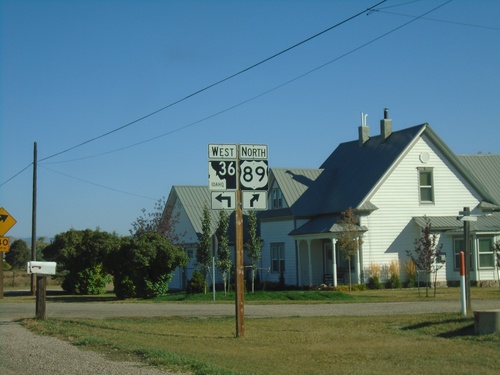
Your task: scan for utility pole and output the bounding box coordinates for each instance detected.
[31,142,37,296]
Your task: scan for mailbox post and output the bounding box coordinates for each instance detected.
[27,261,56,319]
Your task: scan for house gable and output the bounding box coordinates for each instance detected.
[319,124,425,213]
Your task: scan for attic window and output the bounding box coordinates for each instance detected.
[272,187,283,209]
[418,168,434,203]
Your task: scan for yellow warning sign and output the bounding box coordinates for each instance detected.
[0,207,17,237]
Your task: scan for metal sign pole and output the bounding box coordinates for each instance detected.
[463,207,471,313]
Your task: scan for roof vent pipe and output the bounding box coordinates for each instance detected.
[380,108,392,141]
[358,112,370,147]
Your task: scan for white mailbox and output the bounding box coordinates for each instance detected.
[27,261,57,275]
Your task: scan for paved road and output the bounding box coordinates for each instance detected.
[2,298,500,321]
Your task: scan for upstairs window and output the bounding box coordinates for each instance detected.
[418,168,434,203]
[272,187,283,209]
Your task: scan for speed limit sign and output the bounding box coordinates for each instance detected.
[239,160,268,190]
[0,237,10,252]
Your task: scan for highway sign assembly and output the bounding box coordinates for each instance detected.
[207,143,269,338]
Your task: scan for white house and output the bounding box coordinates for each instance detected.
[166,109,500,290]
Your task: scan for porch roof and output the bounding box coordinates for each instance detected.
[289,214,367,237]
[413,213,500,233]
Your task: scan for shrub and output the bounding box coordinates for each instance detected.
[187,270,206,294]
[144,273,173,298]
[352,283,367,291]
[108,232,188,299]
[388,260,402,289]
[114,276,136,299]
[74,264,110,295]
[405,260,417,288]
[367,262,383,290]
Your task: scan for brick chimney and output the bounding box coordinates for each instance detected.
[358,113,369,147]
[380,108,392,141]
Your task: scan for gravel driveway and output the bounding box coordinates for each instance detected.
[1,298,499,374]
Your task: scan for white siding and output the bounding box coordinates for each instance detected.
[261,218,298,285]
[363,135,482,283]
[170,194,206,290]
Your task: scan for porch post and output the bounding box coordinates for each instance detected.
[296,240,302,286]
[307,239,313,286]
[332,238,338,287]
[356,237,361,284]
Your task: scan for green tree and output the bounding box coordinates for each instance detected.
[406,217,444,297]
[196,204,212,294]
[130,197,182,243]
[43,229,120,295]
[5,239,30,269]
[108,232,188,299]
[215,210,231,295]
[246,211,262,293]
[337,207,363,292]
[36,237,49,261]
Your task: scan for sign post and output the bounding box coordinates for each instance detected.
[459,251,466,316]
[457,207,476,314]
[208,144,268,338]
[27,261,57,319]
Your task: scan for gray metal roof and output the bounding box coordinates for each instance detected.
[318,124,425,213]
[171,186,213,235]
[170,185,249,241]
[289,214,368,237]
[456,154,500,207]
[275,124,498,216]
[271,168,332,215]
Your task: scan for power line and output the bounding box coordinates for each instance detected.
[9,0,454,199]
[38,0,387,163]
[0,163,32,187]
[374,9,500,31]
[2,0,453,188]
[44,0,455,165]
[40,165,158,201]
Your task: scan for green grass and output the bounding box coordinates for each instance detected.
[22,313,500,375]
[2,286,499,304]
[155,289,358,303]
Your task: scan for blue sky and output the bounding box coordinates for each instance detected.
[1,0,499,239]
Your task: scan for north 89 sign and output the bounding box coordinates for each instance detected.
[239,160,268,190]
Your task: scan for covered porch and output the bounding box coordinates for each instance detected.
[290,215,366,287]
